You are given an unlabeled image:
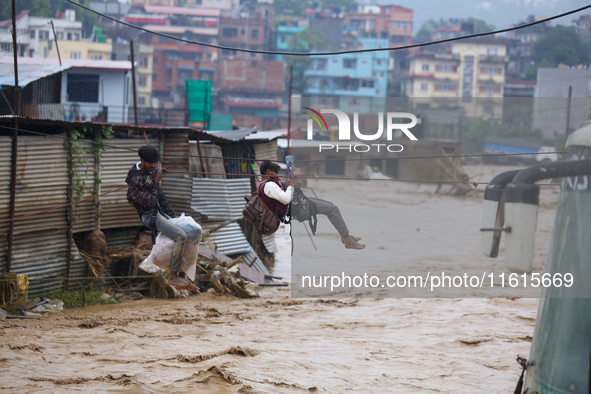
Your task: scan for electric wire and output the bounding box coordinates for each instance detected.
[64,0,591,57]
[0,125,568,164]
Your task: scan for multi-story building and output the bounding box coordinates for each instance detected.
[275,25,306,60]
[136,6,219,107]
[345,5,413,48]
[42,38,112,61]
[131,0,177,6]
[404,38,509,119]
[217,2,274,60]
[112,42,155,108]
[0,9,83,58]
[303,37,389,113]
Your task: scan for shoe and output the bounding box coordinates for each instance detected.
[168,276,199,291]
[342,234,365,250]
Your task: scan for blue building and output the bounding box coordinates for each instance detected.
[303,38,389,112]
[276,25,306,60]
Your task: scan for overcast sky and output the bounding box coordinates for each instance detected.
[372,0,591,33]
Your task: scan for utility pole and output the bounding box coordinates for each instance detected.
[50,21,62,66]
[130,40,139,126]
[7,0,19,272]
[287,65,293,157]
[564,85,572,149]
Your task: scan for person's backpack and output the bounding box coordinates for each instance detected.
[242,181,281,236]
[290,187,318,235]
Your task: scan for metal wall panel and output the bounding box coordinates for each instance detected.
[71,139,97,233]
[100,138,158,229]
[261,234,278,254]
[190,178,250,221]
[201,222,252,255]
[12,137,69,235]
[0,137,11,273]
[162,132,189,171]
[253,140,278,162]
[10,230,68,297]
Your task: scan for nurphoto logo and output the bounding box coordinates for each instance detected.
[303,107,419,153]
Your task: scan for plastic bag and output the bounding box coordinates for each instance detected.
[140,213,202,281]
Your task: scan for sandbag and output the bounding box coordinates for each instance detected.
[140,213,202,281]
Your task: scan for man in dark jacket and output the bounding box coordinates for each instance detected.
[259,160,364,249]
[125,145,199,290]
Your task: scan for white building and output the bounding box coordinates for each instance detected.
[0,9,83,58]
[0,57,133,124]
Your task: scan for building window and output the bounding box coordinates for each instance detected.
[251,29,259,39]
[316,59,327,70]
[422,63,429,72]
[319,78,329,89]
[420,83,428,91]
[153,73,158,81]
[67,74,99,102]
[376,59,383,66]
[280,34,289,43]
[57,32,63,40]
[90,54,103,60]
[480,86,500,94]
[139,57,149,68]
[30,30,35,39]
[481,66,502,75]
[138,96,146,106]
[138,76,147,86]
[361,79,375,88]
[343,59,356,68]
[153,56,158,64]
[222,27,238,37]
[221,49,237,55]
[392,21,411,30]
[348,98,360,108]
[1,43,11,52]
[434,84,456,92]
[70,52,81,59]
[436,64,455,73]
[29,49,35,57]
[487,47,498,56]
[39,30,49,40]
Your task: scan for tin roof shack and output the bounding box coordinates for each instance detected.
[0,116,233,296]
[278,138,464,185]
[0,57,133,124]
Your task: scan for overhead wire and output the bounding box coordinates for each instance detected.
[64,0,591,57]
[0,124,568,164]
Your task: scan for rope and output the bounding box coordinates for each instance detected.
[64,0,591,57]
[0,275,159,282]
[0,186,127,224]
[0,125,567,164]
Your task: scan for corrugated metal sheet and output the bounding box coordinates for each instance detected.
[0,63,71,87]
[253,140,278,162]
[190,178,250,221]
[12,137,68,235]
[162,132,189,171]
[10,230,68,296]
[261,234,278,254]
[72,140,97,233]
[162,174,194,217]
[201,222,251,255]
[207,127,257,141]
[240,247,270,276]
[0,137,11,241]
[100,138,158,229]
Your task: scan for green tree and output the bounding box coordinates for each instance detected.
[0,0,97,38]
[531,25,590,67]
[284,28,329,93]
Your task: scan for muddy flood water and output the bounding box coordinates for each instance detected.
[0,165,559,393]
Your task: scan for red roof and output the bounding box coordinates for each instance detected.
[0,10,28,28]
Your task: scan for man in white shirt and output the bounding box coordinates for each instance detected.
[259,161,365,250]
